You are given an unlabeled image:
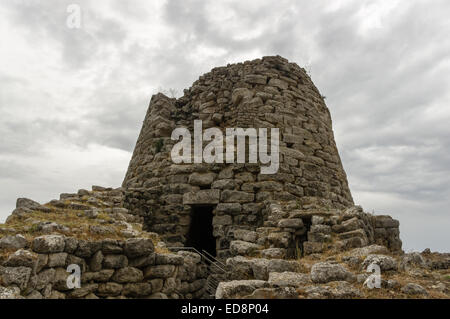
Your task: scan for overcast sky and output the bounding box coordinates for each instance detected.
[0,0,449,251]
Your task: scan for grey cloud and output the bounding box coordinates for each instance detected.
[4,0,127,69]
[0,0,449,251]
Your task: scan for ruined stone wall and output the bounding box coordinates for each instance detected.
[0,235,207,299]
[122,56,354,259]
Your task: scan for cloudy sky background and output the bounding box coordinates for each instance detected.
[0,0,449,251]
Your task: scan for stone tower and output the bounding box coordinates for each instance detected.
[123,56,354,259]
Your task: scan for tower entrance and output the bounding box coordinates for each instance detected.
[185,205,216,257]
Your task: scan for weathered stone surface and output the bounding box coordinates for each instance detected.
[48,252,68,268]
[399,253,427,271]
[101,239,123,254]
[188,172,216,186]
[35,268,56,290]
[216,203,242,215]
[0,286,22,299]
[268,272,311,287]
[129,254,156,268]
[123,283,152,297]
[82,269,114,283]
[305,281,361,299]
[261,248,286,259]
[68,284,99,299]
[0,234,28,250]
[89,250,104,272]
[124,238,154,258]
[0,266,32,290]
[216,280,270,299]
[243,287,299,299]
[16,198,42,210]
[212,215,232,226]
[53,267,71,291]
[401,283,428,296]
[103,255,128,269]
[303,242,324,255]
[97,282,123,296]
[144,265,176,279]
[3,249,37,268]
[361,255,398,271]
[349,245,389,257]
[155,253,183,265]
[64,237,79,254]
[32,235,65,253]
[221,190,254,203]
[26,290,44,299]
[74,240,101,258]
[278,218,304,229]
[183,189,220,205]
[226,256,254,279]
[112,267,144,283]
[230,240,261,256]
[311,262,354,283]
[375,216,400,228]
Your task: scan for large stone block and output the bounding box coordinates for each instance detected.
[221,190,254,203]
[183,189,220,205]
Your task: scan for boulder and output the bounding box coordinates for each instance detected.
[64,237,79,254]
[216,280,270,299]
[103,255,128,269]
[401,283,428,296]
[155,253,183,265]
[278,218,304,229]
[0,266,32,290]
[97,282,123,297]
[361,255,398,271]
[112,267,143,283]
[16,198,41,210]
[399,253,427,271]
[226,256,253,279]
[68,284,99,299]
[221,190,254,203]
[74,240,101,258]
[123,283,152,297]
[124,238,155,258]
[144,265,176,279]
[183,190,220,205]
[32,235,65,253]
[3,249,37,268]
[35,268,56,290]
[0,234,28,250]
[0,286,22,299]
[261,248,286,259]
[230,240,261,256]
[188,172,216,186]
[48,253,68,268]
[89,250,104,272]
[311,262,354,283]
[82,269,114,283]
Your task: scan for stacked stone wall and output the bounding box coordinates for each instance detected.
[0,235,207,299]
[122,56,354,258]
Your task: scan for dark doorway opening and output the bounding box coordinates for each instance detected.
[289,216,312,259]
[185,205,216,257]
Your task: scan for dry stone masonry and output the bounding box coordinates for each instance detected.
[1,56,448,299]
[122,56,354,258]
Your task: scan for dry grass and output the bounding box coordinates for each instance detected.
[0,204,165,246]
